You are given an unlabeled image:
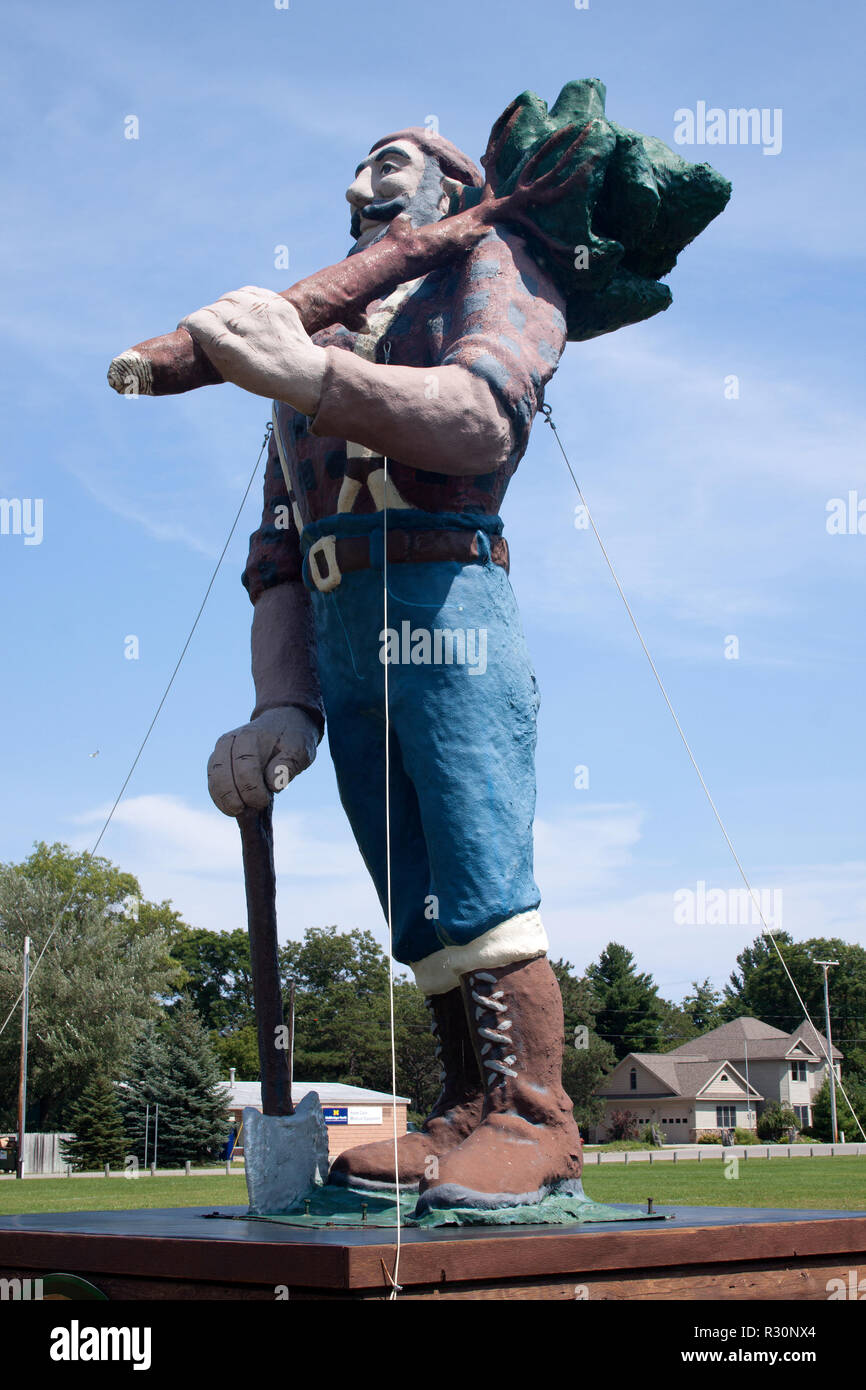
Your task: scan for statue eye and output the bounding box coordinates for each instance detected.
[380,162,396,174]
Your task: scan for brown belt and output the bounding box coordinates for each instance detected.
[304,528,509,593]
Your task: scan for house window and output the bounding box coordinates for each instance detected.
[629,1068,637,1091]
[794,1105,810,1128]
[716,1106,736,1128]
[790,1060,807,1082]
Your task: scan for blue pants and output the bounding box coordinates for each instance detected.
[302,511,541,969]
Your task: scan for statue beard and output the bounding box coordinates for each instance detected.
[348,157,446,255]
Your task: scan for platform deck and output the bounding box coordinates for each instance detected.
[1,1204,864,1300]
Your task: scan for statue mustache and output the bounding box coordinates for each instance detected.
[350,195,408,240]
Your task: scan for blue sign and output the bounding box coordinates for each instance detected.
[323,1106,348,1125]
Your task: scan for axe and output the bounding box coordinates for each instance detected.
[237,801,293,1117]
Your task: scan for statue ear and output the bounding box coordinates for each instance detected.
[438,175,463,210]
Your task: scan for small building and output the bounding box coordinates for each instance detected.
[594,1015,843,1141]
[226,1080,410,1161]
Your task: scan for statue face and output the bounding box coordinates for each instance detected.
[347,138,450,248]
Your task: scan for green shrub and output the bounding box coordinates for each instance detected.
[757,1103,799,1142]
[734,1127,759,1145]
[698,1132,722,1144]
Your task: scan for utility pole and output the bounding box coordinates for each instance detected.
[814,960,839,1143]
[16,937,31,1180]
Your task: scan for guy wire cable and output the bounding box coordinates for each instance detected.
[0,422,273,1041]
[381,430,404,1299]
[378,336,403,1294]
[541,402,866,1142]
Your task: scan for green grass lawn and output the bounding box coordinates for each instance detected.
[582,1156,866,1210]
[0,1157,863,1216]
[0,1173,250,1215]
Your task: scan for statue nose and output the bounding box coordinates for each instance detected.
[346,170,374,208]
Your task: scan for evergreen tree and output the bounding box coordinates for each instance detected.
[656,998,700,1051]
[61,1074,127,1171]
[682,977,724,1033]
[121,1001,231,1166]
[585,942,666,1060]
[551,960,616,1129]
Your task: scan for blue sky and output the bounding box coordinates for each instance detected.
[2,0,864,1004]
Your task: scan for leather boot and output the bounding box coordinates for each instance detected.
[328,987,484,1192]
[415,956,583,1213]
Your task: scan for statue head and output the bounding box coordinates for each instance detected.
[346,127,483,249]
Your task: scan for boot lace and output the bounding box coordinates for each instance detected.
[469,971,518,1087]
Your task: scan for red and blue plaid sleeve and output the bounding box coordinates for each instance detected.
[438,227,568,466]
[242,428,303,603]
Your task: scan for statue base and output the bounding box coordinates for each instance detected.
[245,1177,666,1227]
[1,1204,864,1300]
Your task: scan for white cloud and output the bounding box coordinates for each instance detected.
[66,797,866,1007]
[71,793,384,945]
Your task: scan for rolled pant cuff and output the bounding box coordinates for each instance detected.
[410,910,549,995]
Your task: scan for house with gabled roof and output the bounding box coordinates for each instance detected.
[594,1016,842,1142]
[595,1051,762,1142]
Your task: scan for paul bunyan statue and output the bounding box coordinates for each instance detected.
[109,81,729,1215]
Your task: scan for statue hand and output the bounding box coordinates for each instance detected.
[179,287,327,413]
[207,706,319,817]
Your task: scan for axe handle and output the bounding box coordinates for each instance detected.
[237,803,293,1117]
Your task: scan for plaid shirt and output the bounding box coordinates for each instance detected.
[242,226,567,602]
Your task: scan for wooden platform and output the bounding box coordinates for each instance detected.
[0,1205,864,1300]
[1,1206,866,1301]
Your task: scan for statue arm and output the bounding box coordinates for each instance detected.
[250,581,324,736]
[308,228,567,476]
[309,354,513,476]
[242,430,324,731]
[207,434,323,817]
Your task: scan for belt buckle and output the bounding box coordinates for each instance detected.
[307,535,341,593]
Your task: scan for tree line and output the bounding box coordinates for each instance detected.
[1,842,864,1155]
